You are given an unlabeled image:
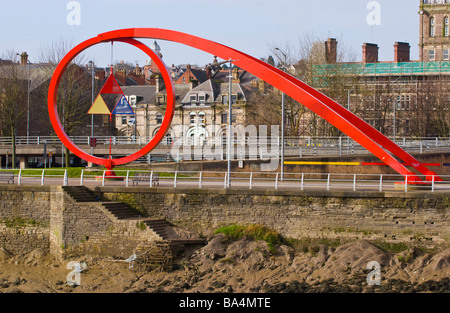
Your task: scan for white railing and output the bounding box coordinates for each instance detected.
[1,169,449,193]
[1,135,449,148]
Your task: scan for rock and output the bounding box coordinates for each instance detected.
[419,249,450,282]
[279,245,294,263]
[199,234,226,260]
[0,247,13,261]
[307,240,396,283]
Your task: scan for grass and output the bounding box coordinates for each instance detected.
[214,224,282,254]
[1,216,47,228]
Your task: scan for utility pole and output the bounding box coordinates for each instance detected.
[227,59,232,188]
[275,48,287,181]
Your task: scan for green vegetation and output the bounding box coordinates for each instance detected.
[136,221,147,231]
[214,224,282,254]
[1,216,47,228]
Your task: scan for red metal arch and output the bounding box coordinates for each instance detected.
[49,28,441,182]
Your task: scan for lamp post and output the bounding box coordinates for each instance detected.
[227,59,233,187]
[89,61,95,156]
[275,48,287,181]
[27,60,30,145]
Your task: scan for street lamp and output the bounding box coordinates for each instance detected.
[89,61,95,156]
[208,58,237,187]
[275,47,287,181]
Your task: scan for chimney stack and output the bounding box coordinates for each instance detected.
[20,52,29,65]
[325,38,337,63]
[394,42,410,63]
[362,43,379,63]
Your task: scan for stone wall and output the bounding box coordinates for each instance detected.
[0,186,161,259]
[1,185,449,258]
[0,185,51,256]
[99,187,450,249]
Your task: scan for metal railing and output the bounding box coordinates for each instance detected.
[1,169,448,193]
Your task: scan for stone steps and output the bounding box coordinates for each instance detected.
[144,219,172,240]
[62,186,99,202]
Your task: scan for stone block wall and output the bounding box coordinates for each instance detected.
[0,186,161,259]
[99,187,450,249]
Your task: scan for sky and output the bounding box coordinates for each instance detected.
[0,0,421,68]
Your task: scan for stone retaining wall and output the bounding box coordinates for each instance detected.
[0,185,449,258]
[99,187,450,249]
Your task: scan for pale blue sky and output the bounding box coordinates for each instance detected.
[0,0,420,67]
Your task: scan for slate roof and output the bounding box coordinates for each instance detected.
[121,85,157,105]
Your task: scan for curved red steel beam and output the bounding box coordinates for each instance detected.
[95,28,437,182]
[47,37,175,168]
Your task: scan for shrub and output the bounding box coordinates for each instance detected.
[214,224,282,253]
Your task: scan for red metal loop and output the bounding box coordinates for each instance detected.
[47,37,175,168]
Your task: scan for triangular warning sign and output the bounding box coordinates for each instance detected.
[112,95,135,115]
[88,94,111,115]
[100,74,123,94]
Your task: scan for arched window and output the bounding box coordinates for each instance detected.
[430,17,436,37]
[445,16,449,36]
[190,112,196,125]
[198,112,206,124]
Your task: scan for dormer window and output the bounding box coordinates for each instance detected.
[199,93,206,105]
[190,94,197,105]
[126,95,137,107]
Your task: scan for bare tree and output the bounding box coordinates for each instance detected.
[0,51,27,168]
[37,40,98,166]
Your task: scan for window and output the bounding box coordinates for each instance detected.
[221,113,227,124]
[157,95,165,105]
[444,49,450,60]
[429,49,436,61]
[430,17,435,37]
[221,113,236,124]
[396,95,411,110]
[165,134,172,145]
[156,113,162,125]
[198,112,206,124]
[222,94,237,104]
[190,113,196,124]
[199,94,206,105]
[222,95,228,105]
[121,116,127,125]
[190,94,197,105]
[445,17,449,36]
